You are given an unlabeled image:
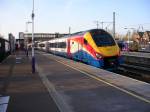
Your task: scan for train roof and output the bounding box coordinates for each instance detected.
[48,29,108,41]
[68,29,107,37]
[86,29,105,32]
[70,29,106,35]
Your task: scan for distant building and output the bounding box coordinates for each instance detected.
[132,31,148,42]
[19,32,24,39]
[143,31,150,42]
[18,32,69,50]
[137,32,144,44]
[131,31,144,43]
[131,31,150,51]
[19,32,69,43]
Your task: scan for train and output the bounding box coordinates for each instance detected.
[0,38,10,62]
[37,29,123,70]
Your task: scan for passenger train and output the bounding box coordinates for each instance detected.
[37,29,123,70]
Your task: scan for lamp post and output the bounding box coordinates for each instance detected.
[31,0,35,73]
[124,27,135,51]
[113,12,115,39]
[69,26,71,35]
[25,21,32,57]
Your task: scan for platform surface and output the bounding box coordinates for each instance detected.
[0,50,150,112]
[0,51,60,112]
[122,51,150,58]
[35,51,150,112]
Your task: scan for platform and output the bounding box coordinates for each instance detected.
[122,51,150,58]
[0,50,150,112]
[0,51,60,112]
[36,51,150,112]
[121,51,150,66]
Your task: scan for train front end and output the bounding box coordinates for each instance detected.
[84,29,122,70]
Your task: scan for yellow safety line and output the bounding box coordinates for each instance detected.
[53,58,150,104]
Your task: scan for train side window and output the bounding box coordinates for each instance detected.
[61,42,66,48]
[84,39,88,45]
[55,43,58,48]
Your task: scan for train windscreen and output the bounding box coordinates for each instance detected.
[90,30,116,47]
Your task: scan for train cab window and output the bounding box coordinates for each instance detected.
[84,39,88,45]
[90,29,116,47]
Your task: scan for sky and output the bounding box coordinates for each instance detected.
[0,0,150,39]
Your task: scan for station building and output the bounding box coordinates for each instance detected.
[18,32,69,49]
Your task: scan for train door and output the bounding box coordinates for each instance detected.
[82,38,89,63]
[67,39,71,58]
[77,39,83,60]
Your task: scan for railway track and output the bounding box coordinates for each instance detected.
[116,63,150,83]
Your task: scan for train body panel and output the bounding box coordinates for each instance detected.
[68,36,83,60]
[98,46,120,57]
[48,37,68,57]
[37,29,123,70]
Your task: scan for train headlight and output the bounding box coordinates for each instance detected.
[95,53,102,59]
